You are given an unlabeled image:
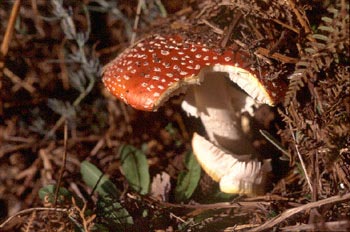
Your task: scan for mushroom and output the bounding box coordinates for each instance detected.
[103,34,286,195]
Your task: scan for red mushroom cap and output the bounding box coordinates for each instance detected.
[103,34,286,111]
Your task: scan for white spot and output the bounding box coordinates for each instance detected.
[195,54,202,59]
[144,62,149,66]
[224,57,231,61]
[171,57,179,61]
[190,47,197,52]
[123,75,130,80]
[202,47,209,52]
[186,66,193,69]
[153,92,160,97]
[130,69,136,74]
[194,64,201,70]
[166,73,173,77]
[145,74,150,78]
[161,79,166,82]
[180,71,188,75]
[141,82,148,87]
[138,54,147,59]
[156,36,165,40]
[152,76,160,80]
[158,85,164,90]
[203,56,209,61]
[154,67,161,72]
[178,51,184,55]
[173,65,179,70]
[161,50,170,56]
[213,56,218,60]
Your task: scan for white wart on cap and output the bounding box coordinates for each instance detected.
[102,34,286,111]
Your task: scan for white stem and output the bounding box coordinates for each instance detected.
[193,72,254,155]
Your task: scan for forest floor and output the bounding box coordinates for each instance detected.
[0,0,349,231]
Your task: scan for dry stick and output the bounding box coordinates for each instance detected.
[288,120,314,194]
[280,219,350,231]
[220,12,243,48]
[248,192,350,232]
[272,18,300,34]
[54,120,68,206]
[0,0,22,114]
[3,67,36,93]
[135,194,271,210]
[255,47,299,64]
[0,0,21,57]
[131,0,144,45]
[200,19,224,35]
[286,0,315,42]
[0,207,68,229]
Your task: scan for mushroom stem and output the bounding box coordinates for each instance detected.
[188,71,255,155]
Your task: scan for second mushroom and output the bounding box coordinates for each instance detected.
[103,34,285,195]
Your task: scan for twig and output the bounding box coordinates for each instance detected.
[0,0,21,57]
[199,19,224,35]
[286,0,315,42]
[132,193,273,210]
[155,0,167,17]
[255,47,299,64]
[0,0,22,114]
[54,119,68,206]
[131,0,144,45]
[272,19,300,34]
[3,67,36,93]
[248,192,350,232]
[220,12,243,48]
[287,107,313,193]
[280,220,350,231]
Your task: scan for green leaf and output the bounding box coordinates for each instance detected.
[39,184,72,204]
[96,195,134,228]
[80,161,120,198]
[175,152,201,202]
[120,145,150,195]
